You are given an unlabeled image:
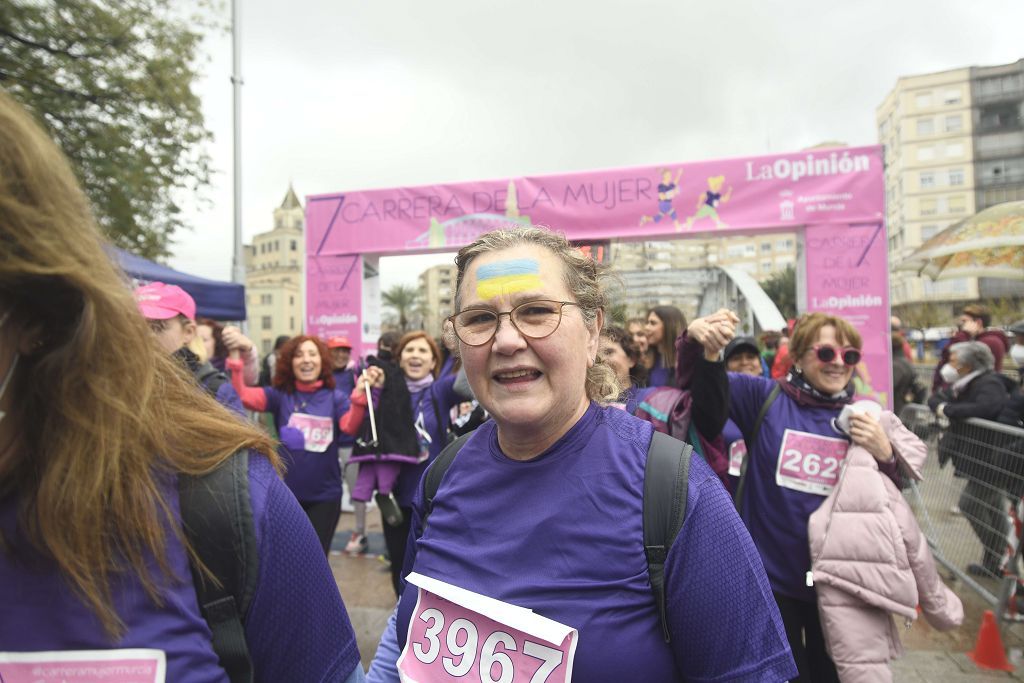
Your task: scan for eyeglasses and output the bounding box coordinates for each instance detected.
[447,300,579,347]
[812,344,861,366]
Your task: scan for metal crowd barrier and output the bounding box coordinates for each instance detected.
[898,403,1024,629]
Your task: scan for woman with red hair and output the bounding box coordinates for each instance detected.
[226,333,350,554]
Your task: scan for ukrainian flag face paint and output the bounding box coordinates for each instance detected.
[475,258,543,301]
[457,244,603,449]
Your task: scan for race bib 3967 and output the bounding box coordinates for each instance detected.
[398,573,578,683]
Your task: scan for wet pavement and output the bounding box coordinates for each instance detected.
[329,511,395,671]
[327,509,1024,679]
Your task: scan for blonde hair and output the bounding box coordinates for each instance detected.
[0,90,278,638]
[187,334,208,361]
[450,226,620,403]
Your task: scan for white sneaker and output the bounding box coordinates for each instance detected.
[344,532,368,555]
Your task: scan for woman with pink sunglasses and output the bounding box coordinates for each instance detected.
[685,311,959,682]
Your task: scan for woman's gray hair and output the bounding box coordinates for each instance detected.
[950,341,995,372]
[449,225,620,403]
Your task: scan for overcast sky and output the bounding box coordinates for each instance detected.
[169,0,1024,292]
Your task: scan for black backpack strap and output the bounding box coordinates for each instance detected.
[428,392,454,445]
[643,430,693,644]
[734,383,782,512]
[178,450,257,683]
[421,432,472,527]
[195,362,228,398]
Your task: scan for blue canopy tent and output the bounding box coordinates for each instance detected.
[112,248,247,321]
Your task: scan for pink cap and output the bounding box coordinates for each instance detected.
[134,282,196,321]
[327,336,352,349]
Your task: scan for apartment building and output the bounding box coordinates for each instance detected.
[244,185,305,353]
[877,58,1024,309]
[418,263,458,337]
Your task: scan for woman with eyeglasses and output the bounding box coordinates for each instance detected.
[365,227,796,683]
[687,311,924,682]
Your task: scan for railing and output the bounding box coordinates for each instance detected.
[899,404,1024,630]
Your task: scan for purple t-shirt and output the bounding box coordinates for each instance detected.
[0,454,361,681]
[648,349,672,387]
[727,373,846,602]
[395,403,795,681]
[265,386,349,503]
[723,417,744,488]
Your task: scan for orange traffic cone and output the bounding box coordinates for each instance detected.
[968,610,1014,672]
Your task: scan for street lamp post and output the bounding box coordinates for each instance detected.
[230,0,245,287]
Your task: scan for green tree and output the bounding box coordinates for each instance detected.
[899,302,948,331]
[982,297,1023,327]
[383,284,421,332]
[761,265,797,320]
[0,0,214,259]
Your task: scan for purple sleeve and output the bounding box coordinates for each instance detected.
[263,386,282,417]
[725,373,776,436]
[876,455,901,487]
[434,372,463,411]
[245,457,362,682]
[215,382,246,416]
[664,453,797,681]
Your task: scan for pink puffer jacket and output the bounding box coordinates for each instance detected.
[808,411,963,683]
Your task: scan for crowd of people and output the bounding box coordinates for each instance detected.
[3,90,1024,681]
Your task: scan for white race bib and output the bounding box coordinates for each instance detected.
[774,429,849,496]
[286,412,333,453]
[0,649,166,683]
[727,439,747,477]
[398,573,578,683]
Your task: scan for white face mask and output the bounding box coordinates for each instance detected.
[939,363,960,385]
[1012,345,1024,366]
[0,310,19,423]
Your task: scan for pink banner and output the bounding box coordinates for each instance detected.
[306,253,362,340]
[307,146,883,257]
[306,145,890,406]
[804,222,892,407]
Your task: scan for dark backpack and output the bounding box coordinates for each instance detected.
[418,429,692,643]
[195,362,230,398]
[178,450,258,683]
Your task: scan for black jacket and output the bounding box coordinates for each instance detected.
[351,357,419,458]
[892,356,926,416]
[931,371,1017,493]
[928,370,1008,421]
